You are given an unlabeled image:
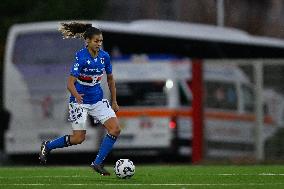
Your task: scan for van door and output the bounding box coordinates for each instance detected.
[114,80,175,154]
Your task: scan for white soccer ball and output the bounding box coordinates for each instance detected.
[114,159,135,179]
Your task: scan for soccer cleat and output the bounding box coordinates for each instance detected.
[39,141,50,165]
[90,163,111,176]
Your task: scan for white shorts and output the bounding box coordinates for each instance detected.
[68,99,116,130]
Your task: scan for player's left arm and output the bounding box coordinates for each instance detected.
[107,74,119,112]
[105,53,119,112]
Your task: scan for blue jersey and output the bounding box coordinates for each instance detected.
[69,47,112,104]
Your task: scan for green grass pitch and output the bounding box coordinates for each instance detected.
[0,165,284,189]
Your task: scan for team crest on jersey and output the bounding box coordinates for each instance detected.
[100,58,105,64]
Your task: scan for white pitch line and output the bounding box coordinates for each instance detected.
[210,173,284,176]
[0,175,91,179]
[0,183,284,186]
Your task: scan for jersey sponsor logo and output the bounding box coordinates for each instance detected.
[83,67,104,73]
[87,60,91,65]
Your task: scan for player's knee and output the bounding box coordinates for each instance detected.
[110,126,121,136]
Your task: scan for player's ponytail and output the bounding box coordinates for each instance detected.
[59,22,102,39]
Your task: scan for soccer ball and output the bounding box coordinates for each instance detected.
[114,159,135,179]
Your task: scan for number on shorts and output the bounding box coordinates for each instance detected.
[102,99,110,108]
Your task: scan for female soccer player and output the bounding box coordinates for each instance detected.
[39,22,121,176]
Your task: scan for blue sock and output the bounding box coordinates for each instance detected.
[46,135,72,151]
[93,133,117,165]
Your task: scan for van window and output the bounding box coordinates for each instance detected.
[116,81,167,106]
[12,32,83,65]
[205,81,237,110]
[241,85,254,112]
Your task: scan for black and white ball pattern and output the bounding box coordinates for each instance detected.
[114,159,135,179]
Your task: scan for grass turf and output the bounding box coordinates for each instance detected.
[0,165,284,189]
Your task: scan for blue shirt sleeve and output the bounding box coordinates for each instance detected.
[104,53,112,74]
[70,53,84,78]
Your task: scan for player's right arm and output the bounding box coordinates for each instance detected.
[67,53,85,104]
[67,75,84,104]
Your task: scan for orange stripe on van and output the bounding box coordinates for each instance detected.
[116,108,187,117]
[116,108,274,124]
[206,111,273,124]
